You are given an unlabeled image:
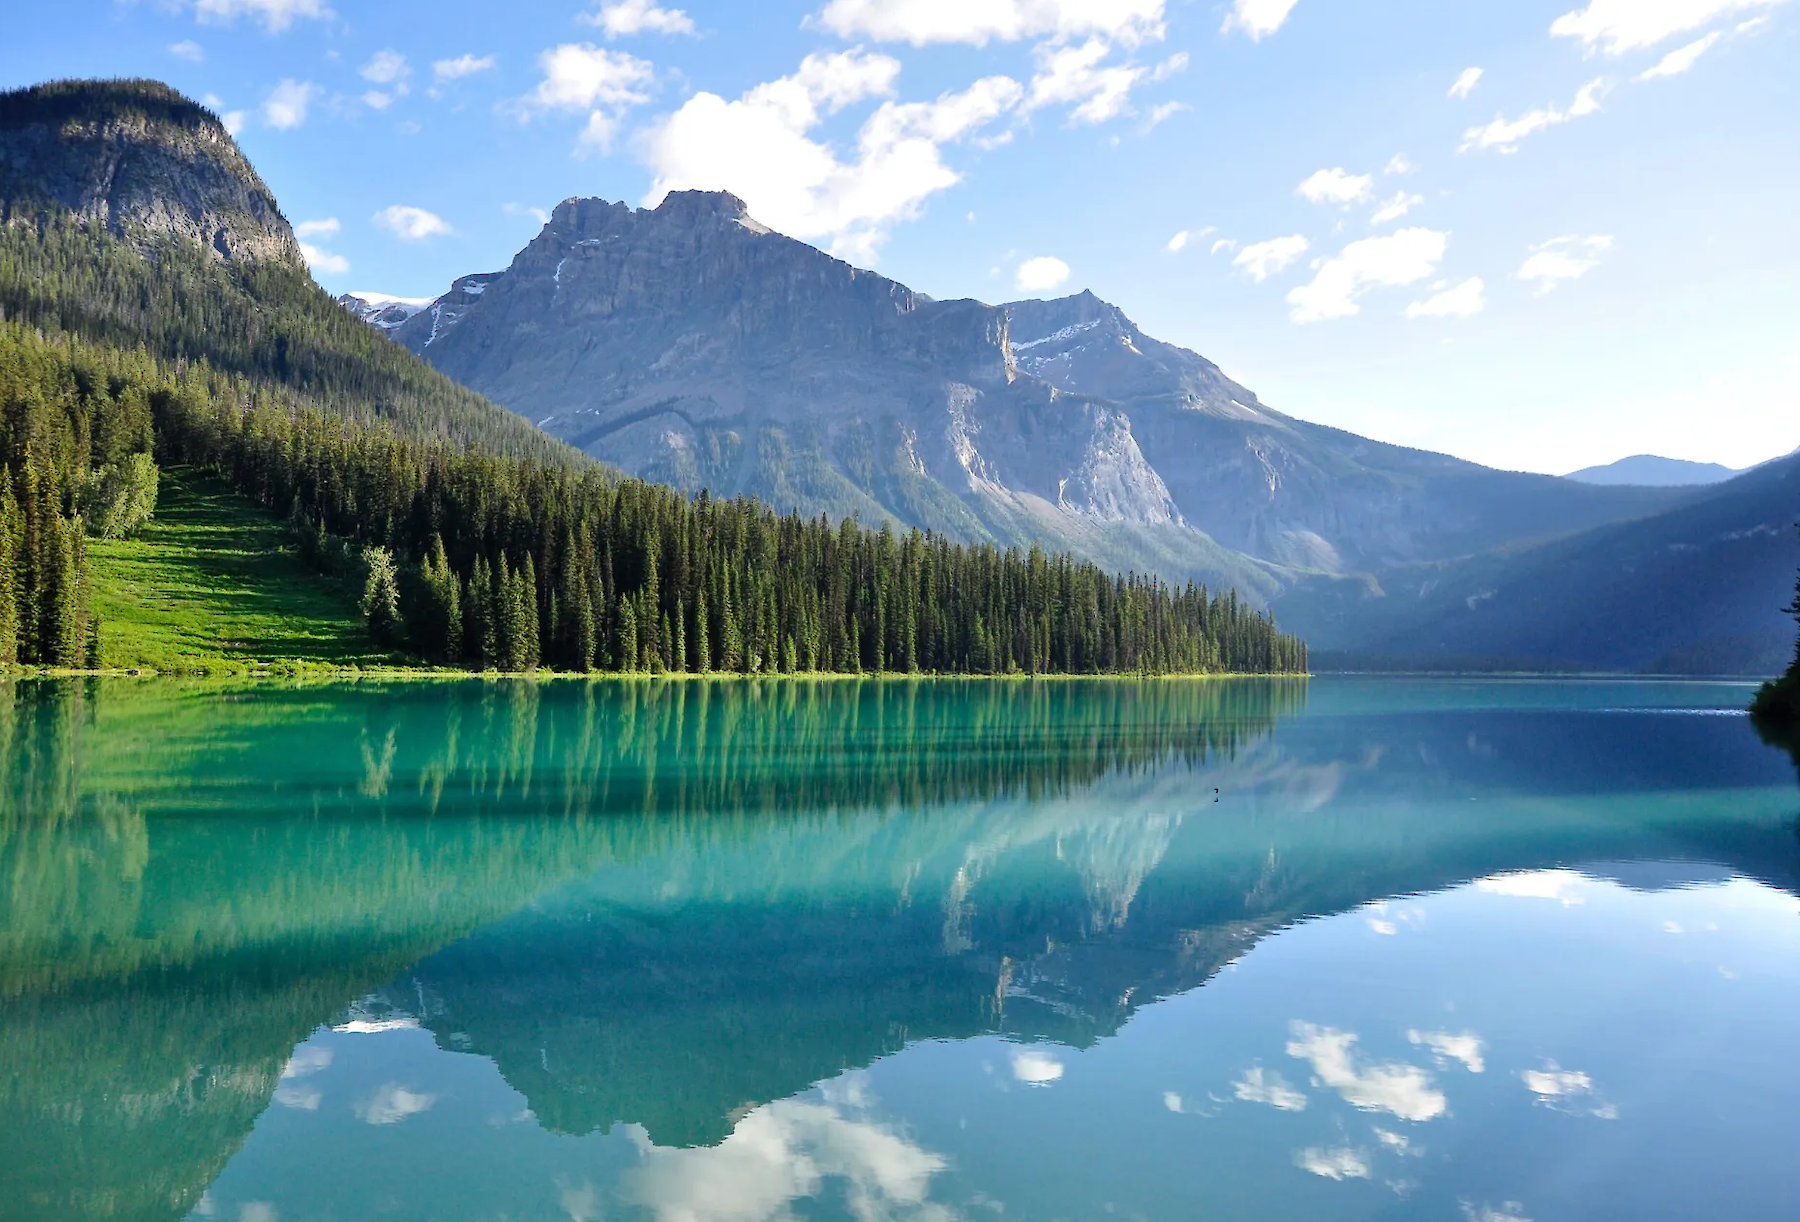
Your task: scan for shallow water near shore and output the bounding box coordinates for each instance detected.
[2,675,1796,1221]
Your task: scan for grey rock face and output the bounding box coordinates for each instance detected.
[391,191,1253,588]
[0,80,302,266]
[337,293,435,331]
[381,189,1687,610]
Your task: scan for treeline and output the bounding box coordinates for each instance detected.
[1751,532,1800,724]
[0,212,570,468]
[0,322,1307,674]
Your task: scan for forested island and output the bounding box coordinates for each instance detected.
[0,80,1306,677]
[1751,539,1800,727]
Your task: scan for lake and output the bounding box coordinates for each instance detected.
[2,675,1796,1222]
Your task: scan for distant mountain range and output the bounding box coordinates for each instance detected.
[1565,454,1744,486]
[361,191,1799,674]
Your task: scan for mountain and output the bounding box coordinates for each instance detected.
[387,192,1685,600]
[1303,453,1800,674]
[336,290,434,331]
[0,77,298,264]
[1565,454,1743,486]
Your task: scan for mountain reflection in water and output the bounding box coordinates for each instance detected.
[0,676,1794,1221]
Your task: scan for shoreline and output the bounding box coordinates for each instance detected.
[1,666,1312,684]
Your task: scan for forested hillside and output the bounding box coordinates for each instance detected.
[0,79,1305,676]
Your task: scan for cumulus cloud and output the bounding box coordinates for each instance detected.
[355,1083,436,1125]
[817,0,1167,46]
[1233,234,1309,281]
[1408,1030,1487,1073]
[360,52,410,109]
[1027,38,1150,124]
[1285,1021,1448,1120]
[1460,78,1607,154]
[192,0,330,32]
[512,43,656,115]
[1165,225,1214,253]
[1296,1146,1371,1180]
[1222,0,1301,41]
[1385,153,1415,175]
[373,205,453,240]
[627,1096,948,1220]
[642,52,1019,263]
[1550,0,1786,54]
[505,201,553,224]
[1372,190,1424,224]
[1210,238,1238,255]
[202,93,247,134]
[280,1045,333,1078]
[169,39,205,61]
[1638,31,1723,77]
[1449,66,1484,98]
[1477,867,1594,899]
[1288,228,1447,323]
[261,79,320,130]
[1405,276,1486,318]
[1517,236,1612,293]
[583,0,697,37]
[1297,167,1374,206]
[1522,1061,1616,1117]
[1233,1065,1308,1110]
[1015,256,1072,293]
[434,53,497,83]
[1012,1048,1066,1083]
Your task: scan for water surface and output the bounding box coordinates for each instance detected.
[1,676,1795,1221]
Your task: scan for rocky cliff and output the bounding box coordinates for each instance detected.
[388,191,1683,603]
[392,191,1259,592]
[0,78,301,265]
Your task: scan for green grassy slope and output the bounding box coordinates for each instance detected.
[88,467,387,672]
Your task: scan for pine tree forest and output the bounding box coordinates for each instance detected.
[0,320,1306,674]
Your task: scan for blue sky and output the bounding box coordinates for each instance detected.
[6,0,1797,474]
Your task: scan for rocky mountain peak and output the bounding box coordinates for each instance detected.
[0,79,302,265]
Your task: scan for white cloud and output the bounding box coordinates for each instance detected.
[1233,234,1309,282]
[434,54,497,83]
[1233,1065,1308,1110]
[1368,916,1399,935]
[1372,190,1424,224]
[817,0,1167,46]
[1144,100,1188,128]
[513,43,656,115]
[373,205,453,240]
[1408,1030,1487,1073]
[1476,867,1592,900]
[1522,1062,1618,1118]
[1550,0,1787,54]
[1464,1205,1534,1222]
[299,243,349,274]
[1517,236,1612,293]
[203,94,249,134]
[280,1046,333,1078]
[1222,0,1301,41]
[294,217,340,239]
[1288,227,1448,323]
[1297,167,1374,206]
[1460,78,1607,153]
[1296,1146,1371,1180]
[193,0,330,32]
[1167,230,1191,252]
[363,91,397,111]
[238,1202,278,1222]
[1210,238,1238,255]
[1285,1022,1448,1120]
[1012,1048,1065,1084]
[273,1083,323,1109]
[506,201,553,224]
[626,1095,948,1221]
[642,53,1019,263]
[1384,153,1415,175]
[583,0,697,37]
[1406,276,1486,318]
[169,39,205,61]
[361,49,410,86]
[1015,255,1072,292]
[355,1083,436,1125]
[1638,30,1723,77]
[1027,38,1150,125]
[1449,67,1484,99]
[261,79,320,130]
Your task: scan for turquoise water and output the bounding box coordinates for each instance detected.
[1,676,1796,1221]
